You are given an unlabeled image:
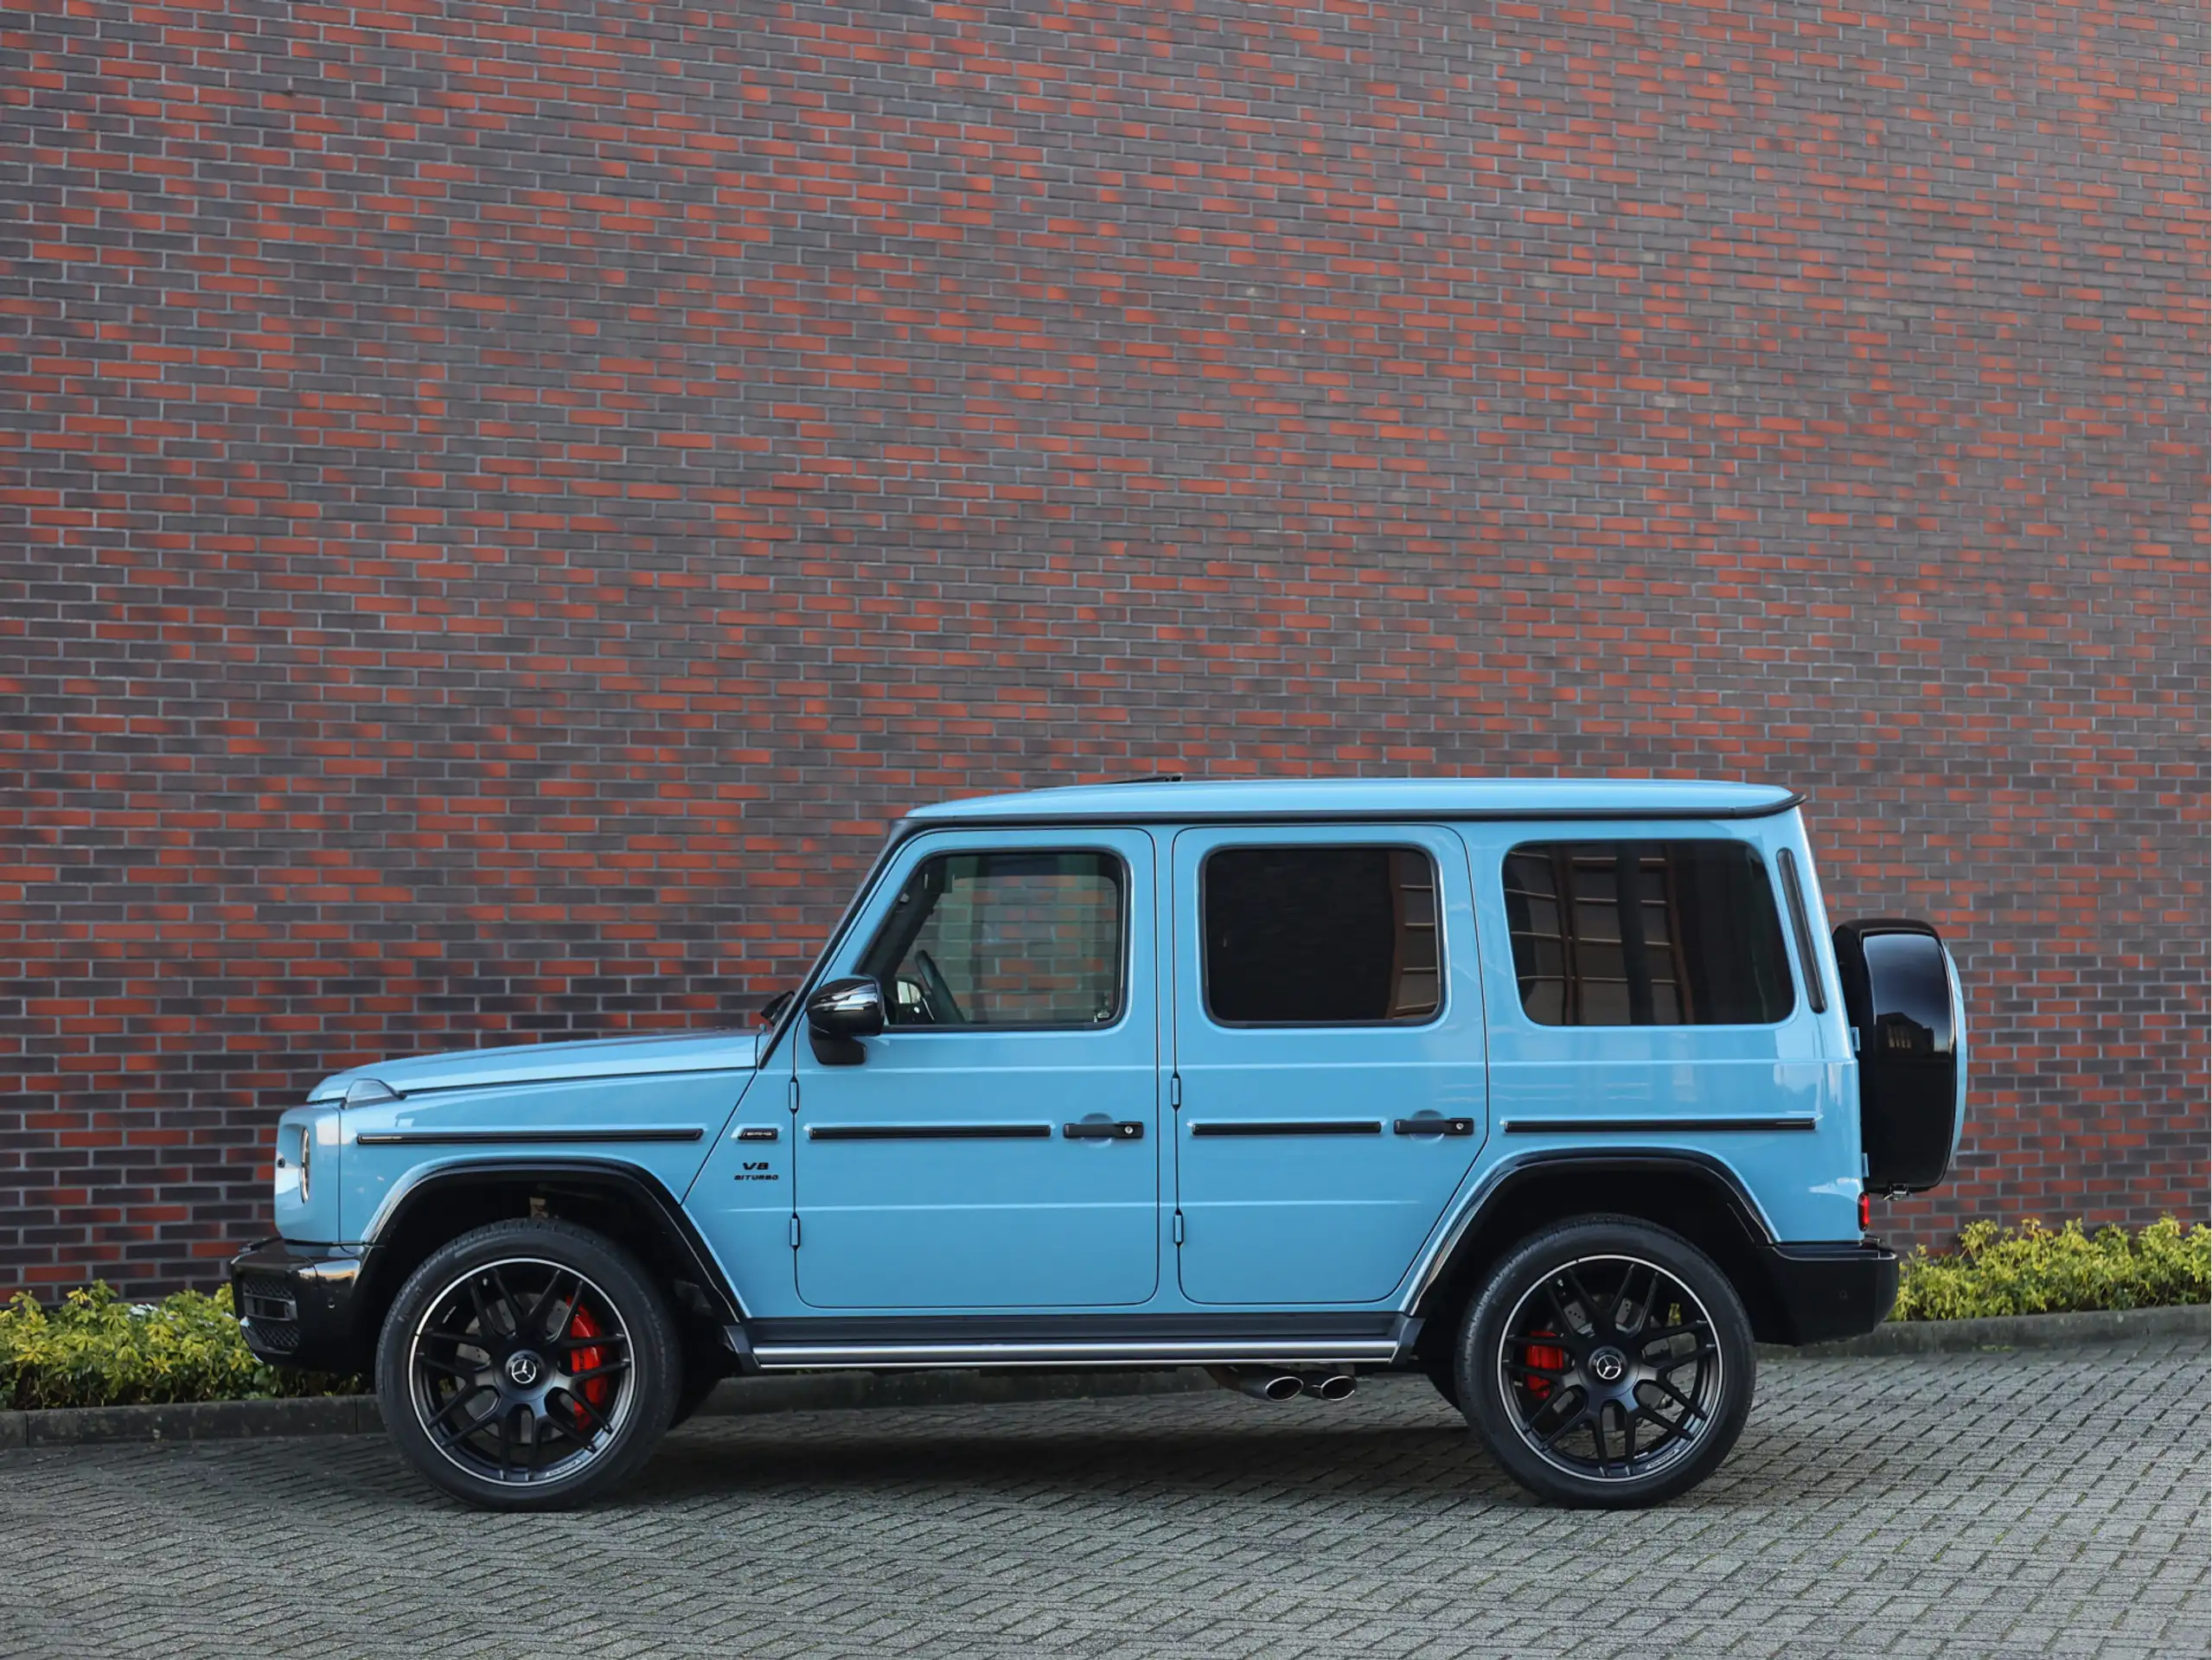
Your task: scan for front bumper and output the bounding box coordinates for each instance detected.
[230,1237,373,1376]
[1756,1240,1902,1345]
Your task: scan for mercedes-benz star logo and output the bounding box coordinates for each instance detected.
[505,1352,542,1388]
[1589,1349,1627,1383]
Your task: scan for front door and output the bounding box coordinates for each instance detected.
[1169,824,1487,1306]
[791,827,1160,1309]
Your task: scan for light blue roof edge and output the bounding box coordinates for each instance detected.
[905,776,1801,825]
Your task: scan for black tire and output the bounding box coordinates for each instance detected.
[668,1353,726,1429]
[1421,1360,1462,1412]
[1455,1216,1755,1509]
[375,1217,682,1510]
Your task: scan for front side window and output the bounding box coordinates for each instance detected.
[1502,840,1794,1026]
[1202,845,1442,1025]
[859,850,1124,1028]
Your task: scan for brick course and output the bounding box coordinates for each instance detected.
[1,0,2203,1292]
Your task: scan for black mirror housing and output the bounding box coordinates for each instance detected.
[806,975,884,1063]
[809,975,885,1038]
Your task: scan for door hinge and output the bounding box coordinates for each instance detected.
[1172,1210,1185,1246]
[789,1216,802,1249]
[1169,1073,1181,1110]
[788,1077,800,1113]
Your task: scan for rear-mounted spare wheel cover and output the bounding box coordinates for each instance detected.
[1834,919,1961,1193]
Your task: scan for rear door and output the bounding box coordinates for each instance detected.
[1167,824,1487,1306]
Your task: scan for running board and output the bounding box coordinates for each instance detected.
[741,1338,1406,1372]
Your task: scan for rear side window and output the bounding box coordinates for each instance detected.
[1202,846,1441,1025]
[1502,841,1793,1026]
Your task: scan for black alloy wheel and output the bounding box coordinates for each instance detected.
[377,1218,681,1510]
[1456,1216,1755,1508]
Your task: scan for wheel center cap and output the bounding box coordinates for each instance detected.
[505,1351,544,1389]
[1589,1347,1627,1383]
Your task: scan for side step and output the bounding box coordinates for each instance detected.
[742,1338,1403,1371]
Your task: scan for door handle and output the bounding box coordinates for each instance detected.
[1063,1120,1145,1141]
[1393,1117,1475,1137]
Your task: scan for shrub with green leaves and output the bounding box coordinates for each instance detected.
[1893,1216,2211,1322]
[0,1283,360,1410]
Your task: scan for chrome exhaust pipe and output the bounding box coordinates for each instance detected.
[1206,1366,1305,1402]
[1303,1371,1357,1401]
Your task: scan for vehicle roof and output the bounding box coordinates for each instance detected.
[903,776,1801,825]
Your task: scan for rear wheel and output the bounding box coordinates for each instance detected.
[1456,1216,1754,1508]
[376,1218,681,1510]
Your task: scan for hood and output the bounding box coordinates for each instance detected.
[306,1027,763,1103]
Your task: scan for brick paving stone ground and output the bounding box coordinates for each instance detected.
[2,1338,2204,1659]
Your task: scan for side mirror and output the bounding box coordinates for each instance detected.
[806,975,883,1064]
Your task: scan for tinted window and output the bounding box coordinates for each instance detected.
[859,851,1123,1028]
[1502,841,1793,1026]
[1203,846,1441,1025]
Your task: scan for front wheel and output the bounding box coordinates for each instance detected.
[1455,1216,1755,1509]
[376,1218,682,1510]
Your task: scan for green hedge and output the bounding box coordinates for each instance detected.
[0,1284,360,1410]
[1893,1216,2210,1322]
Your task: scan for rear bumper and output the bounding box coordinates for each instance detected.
[1755,1240,1901,1345]
[229,1237,373,1376]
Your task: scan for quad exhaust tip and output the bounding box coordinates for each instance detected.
[1206,1367,1357,1402]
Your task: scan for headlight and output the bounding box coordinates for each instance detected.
[272,1106,339,1240]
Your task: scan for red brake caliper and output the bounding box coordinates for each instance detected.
[567,1302,612,1421]
[1521,1329,1566,1401]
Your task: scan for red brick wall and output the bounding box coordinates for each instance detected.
[3,0,2203,1292]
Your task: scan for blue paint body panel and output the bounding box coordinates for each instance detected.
[1458,816,1858,1244]
[768,827,1162,1310]
[307,1028,759,1104]
[262,779,1925,1344]
[335,1069,752,1244]
[1168,823,1488,1304]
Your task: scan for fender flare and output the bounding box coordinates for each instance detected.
[360,1155,747,1325]
[1404,1146,1779,1322]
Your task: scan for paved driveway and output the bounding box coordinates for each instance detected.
[2,1337,2204,1659]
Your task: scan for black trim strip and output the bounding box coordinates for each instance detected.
[807,1123,1052,1141]
[1499,1117,1819,1134]
[1776,847,1830,1014]
[745,1312,1403,1345]
[353,1128,705,1146]
[1189,1120,1382,1137]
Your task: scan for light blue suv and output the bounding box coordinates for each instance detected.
[231,778,1965,1510]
